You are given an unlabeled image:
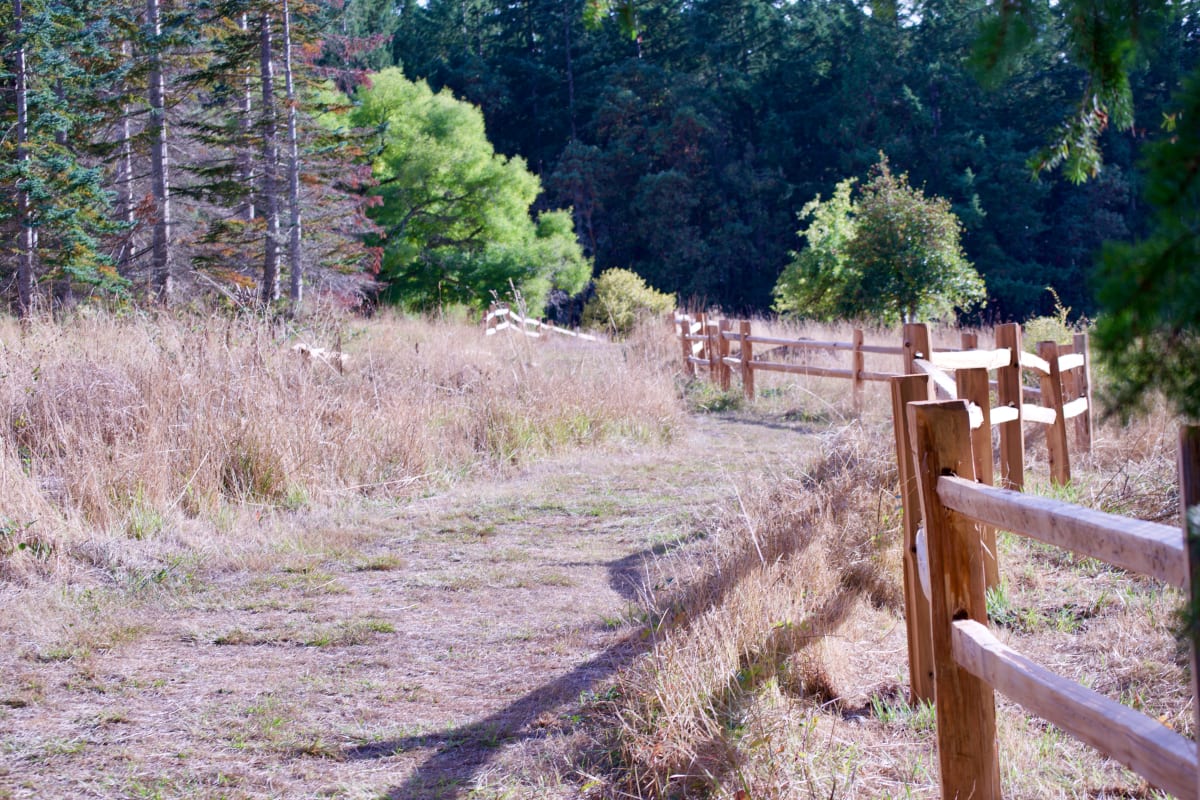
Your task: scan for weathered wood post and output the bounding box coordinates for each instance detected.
[739,319,754,401]
[956,366,999,589]
[890,374,935,704]
[717,318,732,391]
[1037,340,1071,486]
[994,322,1025,491]
[852,328,865,415]
[908,400,1001,800]
[902,322,932,375]
[1178,426,1200,800]
[705,316,721,386]
[679,314,696,377]
[961,331,979,350]
[1073,332,1094,454]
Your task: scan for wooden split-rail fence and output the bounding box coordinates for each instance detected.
[484,304,599,341]
[674,312,1093,484]
[678,311,1200,797]
[893,398,1200,800]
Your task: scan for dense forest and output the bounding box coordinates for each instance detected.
[1,0,1197,322]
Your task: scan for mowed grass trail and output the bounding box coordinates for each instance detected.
[0,412,819,800]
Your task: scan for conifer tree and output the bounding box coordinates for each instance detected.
[1,0,126,315]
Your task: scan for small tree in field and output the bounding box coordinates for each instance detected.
[774,156,985,324]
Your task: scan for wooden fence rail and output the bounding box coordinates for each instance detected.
[900,399,1200,800]
[484,304,599,341]
[676,313,1093,484]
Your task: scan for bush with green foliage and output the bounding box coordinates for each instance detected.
[582,268,675,336]
[351,69,590,314]
[774,156,985,325]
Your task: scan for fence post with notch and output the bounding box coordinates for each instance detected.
[1037,339,1071,485]
[994,323,1025,490]
[890,374,935,704]
[1072,332,1094,453]
[902,322,932,375]
[718,318,732,391]
[852,328,865,415]
[739,319,754,401]
[908,400,1001,800]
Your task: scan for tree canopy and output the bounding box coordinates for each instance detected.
[352,68,590,313]
[775,157,985,324]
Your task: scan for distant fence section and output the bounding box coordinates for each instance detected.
[484,304,598,341]
[895,400,1200,800]
[674,313,1092,485]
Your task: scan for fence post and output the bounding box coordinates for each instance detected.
[852,328,865,415]
[718,318,732,391]
[679,314,696,377]
[961,331,978,350]
[994,323,1025,491]
[739,319,754,401]
[956,367,999,589]
[908,400,1001,800]
[1073,332,1094,454]
[1037,340,1071,486]
[706,317,721,386]
[902,322,932,375]
[1177,426,1200,800]
[890,374,935,705]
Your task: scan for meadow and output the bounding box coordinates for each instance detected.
[0,311,1187,799]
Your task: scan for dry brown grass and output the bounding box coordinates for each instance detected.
[0,309,680,587]
[593,320,1188,800]
[0,311,1188,799]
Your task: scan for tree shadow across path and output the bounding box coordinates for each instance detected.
[347,536,697,799]
[359,463,827,798]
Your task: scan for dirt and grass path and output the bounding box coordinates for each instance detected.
[0,413,818,800]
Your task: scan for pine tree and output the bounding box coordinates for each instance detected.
[0,0,127,315]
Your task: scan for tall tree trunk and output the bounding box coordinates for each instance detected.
[14,0,34,318]
[239,12,255,222]
[259,11,281,306]
[563,0,576,140]
[52,78,74,308]
[117,39,136,270]
[119,41,135,228]
[147,0,172,303]
[282,0,302,308]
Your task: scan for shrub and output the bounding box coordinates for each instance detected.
[774,154,985,324]
[582,268,675,336]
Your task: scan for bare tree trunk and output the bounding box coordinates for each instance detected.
[116,39,136,271]
[282,0,302,308]
[259,11,281,306]
[119,40,135,228]
[147,0,172,303]
[563,0,576,140]
[239,12,255,222]
[14,0,34,318]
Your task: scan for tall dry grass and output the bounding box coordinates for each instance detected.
[603,420,909,798]
[0,310,682,583]
[598,318,1187,799]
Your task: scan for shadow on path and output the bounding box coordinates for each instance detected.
[359,499,826,799]
[349,539,696,799]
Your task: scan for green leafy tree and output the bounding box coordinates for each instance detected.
[774,157,985,324]
[352,68,589,312]
[773,177,858,320]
